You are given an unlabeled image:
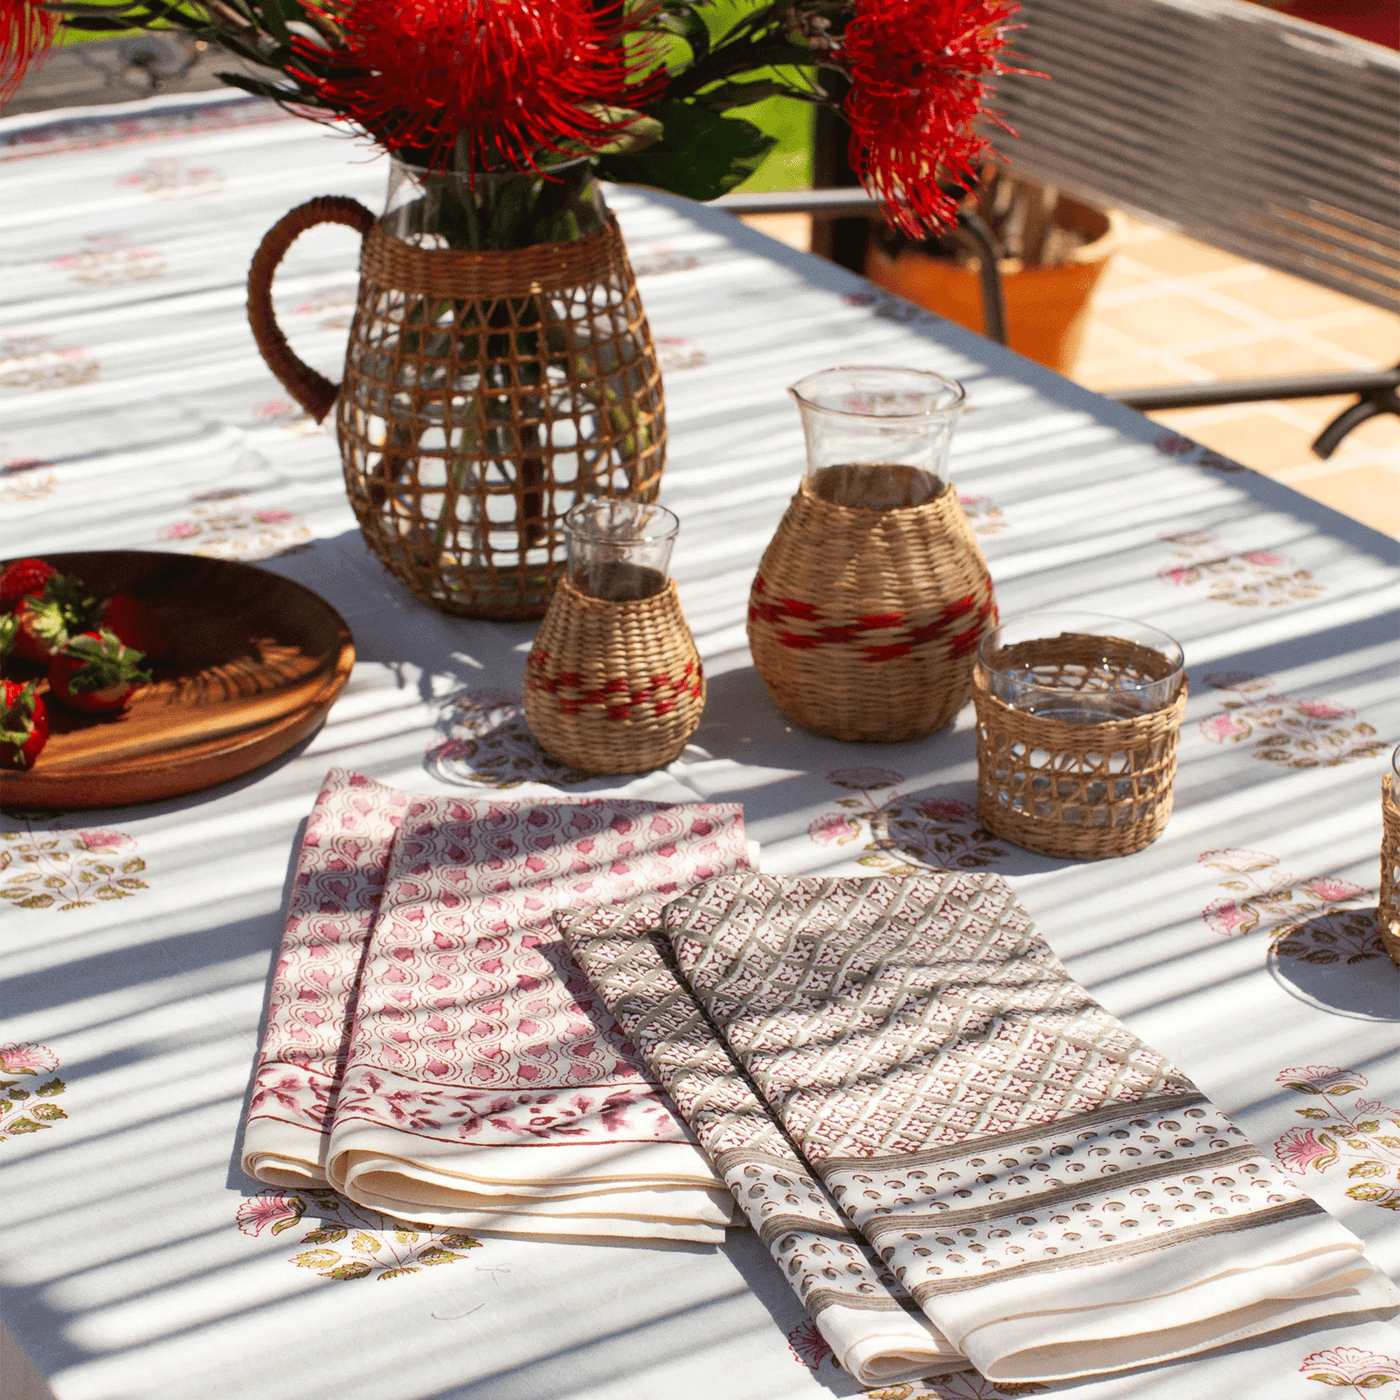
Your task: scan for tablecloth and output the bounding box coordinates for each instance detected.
[1,88,1397,1400]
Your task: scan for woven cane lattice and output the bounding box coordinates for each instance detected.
[973,635,1188,859]
[523,575,705,774]
[747,480,995,743]
[1382,774,1400,966]
[338,216,664,619]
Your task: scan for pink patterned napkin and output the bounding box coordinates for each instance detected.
[242,769,409,1186]
[323,794,752,1241]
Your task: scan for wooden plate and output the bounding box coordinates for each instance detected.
[2,551,354,810]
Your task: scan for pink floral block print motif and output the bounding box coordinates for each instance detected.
[49,233,166,285]
[1274,1066,1400,1211]
[1199,849,1384,964]
[158,494,312,560]
[1299,1347,1400,1395]
[237,1187,481,1280]
[957,494,1007,537]
[0,335,100,392]
[426,687,594,789]
[1,456,56,502]
[1153,431,1244,473]
[246,772,410,1140]
[1198,673,1385,768]
[1158,530,1322,607]
[809,769,1008,874]
[0,826,147,911]
[0,1043,67,1141]
[336,798,750,1149]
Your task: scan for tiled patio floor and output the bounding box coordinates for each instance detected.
[1077,217,1400,539]
[741,212,1400,539]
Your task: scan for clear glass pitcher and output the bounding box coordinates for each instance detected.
[381,155,607,251]
[789,366,966,510]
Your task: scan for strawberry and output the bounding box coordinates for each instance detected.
[9,575,99,664]
[99,593,176,660]
[47,629,150,714]
[0,558,55,613]
[0,679,49,769]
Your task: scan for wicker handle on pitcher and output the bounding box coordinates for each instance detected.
[247,195,376,423]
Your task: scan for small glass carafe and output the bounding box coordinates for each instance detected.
[789,366,966,510]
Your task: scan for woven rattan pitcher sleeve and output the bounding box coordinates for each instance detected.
[247,195,377,422]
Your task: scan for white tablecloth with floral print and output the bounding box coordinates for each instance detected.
[1,89,1397,1400]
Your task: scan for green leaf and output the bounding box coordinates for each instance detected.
[327,1260,373,1280]
[376,1266,419,1279]
[29,1103,66,1122]
[655,5,709,63]
[212,70,301,101]
[269,1215,303,1235]
[36,1078,64,1097]
[15,895,55,909]
[300,1227,348,1244]
[292,1248,343,1270]
[351,1231,382,1254]
[415,1246,471,1267]
[6,1117,44,1134]
[8,1089,29,1101]
[1345,1183,1400,1206]
[695,78,803,112]
[1296,1107,1331,1119]
[574,105,663,157]
[252,0,292,45]
[438,1232,482,1251]
[596,102,775,202]
[393,1230,421,1244]
[1346,1160,1386,1179]
[1303,1371,1351,1386]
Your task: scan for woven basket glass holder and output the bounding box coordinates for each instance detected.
[747,366,996,743]
[1381,745,1400,966]
[972,612,1188,859]
[246,157,665,621]
[523,501,703,774]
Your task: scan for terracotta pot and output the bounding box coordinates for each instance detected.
[865,197,1124,374]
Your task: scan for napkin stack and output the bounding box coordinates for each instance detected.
[560,871,1399,1385]
[243,769,750,1242]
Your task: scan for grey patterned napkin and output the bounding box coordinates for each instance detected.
[660,871,1397,1384]
[560,900,965,1387]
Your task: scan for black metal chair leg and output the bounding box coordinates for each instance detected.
[1312,384,1400,459]
[955,209,1008,346]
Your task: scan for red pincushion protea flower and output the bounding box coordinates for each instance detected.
[292,0,661,172]
[1,0,58,105]
[841,0,1020,237]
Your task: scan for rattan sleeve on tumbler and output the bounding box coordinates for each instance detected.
[746,480,995,744]
[973,636,1188,860]
[1381,774,1400,966]
[523,575,705,774]
[337,214,665,620]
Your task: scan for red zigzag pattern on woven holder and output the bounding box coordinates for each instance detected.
[525,649,704,722]
[749,573,995,662]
